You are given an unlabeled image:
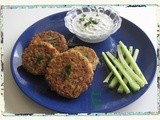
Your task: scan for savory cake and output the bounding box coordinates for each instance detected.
[45,50,94,98]
[69,46,99,71]
[22,42,59,75]
[30,30,68,52]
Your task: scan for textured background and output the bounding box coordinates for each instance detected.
[0,3,160,119]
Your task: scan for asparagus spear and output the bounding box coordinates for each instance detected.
[102,52,130,94]
[119,41,148,84]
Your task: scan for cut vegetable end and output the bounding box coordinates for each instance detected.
[108,77,118,88]
[103,72,113,83]
[117,86,124,93]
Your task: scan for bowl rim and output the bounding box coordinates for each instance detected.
[64,6,122,42]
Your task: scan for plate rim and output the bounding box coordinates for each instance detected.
[10,10,157,113]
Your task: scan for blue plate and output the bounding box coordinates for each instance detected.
[10,11,157,113]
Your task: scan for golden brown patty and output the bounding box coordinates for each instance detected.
[22,42,59,75]
[30,30,68,52]
[45,50,94,99]
[69,46,99,71]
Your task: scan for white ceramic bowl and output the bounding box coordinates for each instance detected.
[64,6,122,43]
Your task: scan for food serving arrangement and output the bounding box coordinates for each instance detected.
[10,6,157,113]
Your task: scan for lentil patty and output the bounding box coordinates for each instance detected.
[45,50,94,98]
[30,30,68,52]
[69,46,99,70]
[22,42,59,75]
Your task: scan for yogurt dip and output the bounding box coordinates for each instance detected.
[72,12,114,36]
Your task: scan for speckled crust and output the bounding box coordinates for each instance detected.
[45,50,94,99]
[30,30,68,52]
[69,46,99,71]
[22,42,59,75]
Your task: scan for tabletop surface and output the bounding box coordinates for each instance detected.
[2,6,158,114]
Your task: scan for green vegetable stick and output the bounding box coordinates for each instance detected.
[108,77,118,88]
[129,46,133,55]
[106,52,140,91]
[125,46,134,65]
[117,46,134,93]
[117,45,145,87]
[117,80,128,93]
[108,46,133,89]
[130,49,139,69]
[102,52,130,94]
[119,41,148,84]
[118,49,140,93]
[103,72,113,83]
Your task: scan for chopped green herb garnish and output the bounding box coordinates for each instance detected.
[79,17,85,22]
[62,64,72,80]
[92,20,99,24]
[79,14,86,23]
[36,55,43,63]
[33,54,43,65]
[84,17,99,27]
[65,64,72,74]
[84,21,91,27]
[84,53,90,58]
[81,14,86,17]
